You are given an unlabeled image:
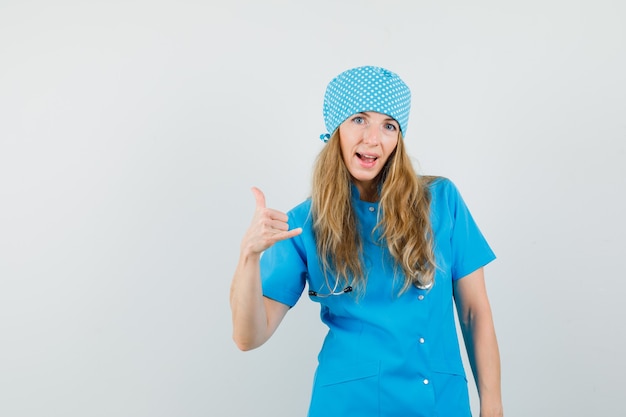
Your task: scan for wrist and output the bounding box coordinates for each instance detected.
[479,401,503,417]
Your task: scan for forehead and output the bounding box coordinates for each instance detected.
[354,111,399,123]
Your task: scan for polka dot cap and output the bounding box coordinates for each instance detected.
[321,65,411,142]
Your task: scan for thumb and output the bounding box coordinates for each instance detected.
[250,186,266,209]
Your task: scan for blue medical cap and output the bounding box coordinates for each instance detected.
[320,65,411,142]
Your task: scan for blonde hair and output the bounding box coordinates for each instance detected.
[311,130,436,295]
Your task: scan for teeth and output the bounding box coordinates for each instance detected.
[357,153,376,159]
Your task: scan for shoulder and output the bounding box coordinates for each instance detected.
[286,198,313,224]
[424,176,468,215]
[424,175,459,198]
[288,198,312,214]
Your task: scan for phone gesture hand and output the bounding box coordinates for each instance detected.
[241,187,302,256]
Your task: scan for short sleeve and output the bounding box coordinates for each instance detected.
[259,216,308,307]
[440,179,496,280]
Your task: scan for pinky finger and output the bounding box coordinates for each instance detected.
[274,227,303,243]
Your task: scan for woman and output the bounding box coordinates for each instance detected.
[230,65,503,417]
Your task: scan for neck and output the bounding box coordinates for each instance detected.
[356,184,379,202]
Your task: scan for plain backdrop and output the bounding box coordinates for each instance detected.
[1,1,625,416]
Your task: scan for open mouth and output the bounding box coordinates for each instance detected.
[356,152,378,162]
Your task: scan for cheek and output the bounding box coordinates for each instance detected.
[338,133,353,156]
[337,140,351,166]
[384,138,399,156]
[340,147,352,168]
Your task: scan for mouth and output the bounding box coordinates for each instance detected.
[356,152,378,162]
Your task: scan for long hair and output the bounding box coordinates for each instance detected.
[311,130,436,295]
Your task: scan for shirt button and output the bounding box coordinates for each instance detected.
[423,379,429,385]
[368,206,375,212]
[419,337,425,344]
[418,295,424,300]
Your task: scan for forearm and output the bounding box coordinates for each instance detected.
[461,311,503,417]
[230,187,299,351]
[230,252,270,351]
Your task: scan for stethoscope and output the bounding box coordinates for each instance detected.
[307,273,433,297]
[308,285,353,298]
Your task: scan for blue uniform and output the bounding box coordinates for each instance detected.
[260,178,496,417]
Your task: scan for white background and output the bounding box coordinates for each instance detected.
[1,1,625,416]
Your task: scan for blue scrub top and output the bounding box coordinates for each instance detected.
[260,177,496,417]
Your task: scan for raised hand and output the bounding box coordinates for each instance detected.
[240,187,302,256]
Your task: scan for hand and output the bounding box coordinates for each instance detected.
[240,187,302,256]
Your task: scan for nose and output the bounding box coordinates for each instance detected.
[362,124,380,145]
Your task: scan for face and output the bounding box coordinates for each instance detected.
[338,111,400,199]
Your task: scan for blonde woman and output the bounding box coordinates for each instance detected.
[230,66,503,417]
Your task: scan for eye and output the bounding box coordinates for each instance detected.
[384,123,398,131]
[352,116,365,124]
